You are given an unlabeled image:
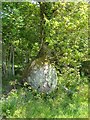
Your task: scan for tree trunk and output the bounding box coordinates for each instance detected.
[6,48,8,78]
[39,2,45,45]
[22,3,47,81]
[2,45,6,76]
[8,46,12,77]
[12,46,15,76]
[37,2,46,58]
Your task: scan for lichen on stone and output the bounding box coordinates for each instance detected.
[27,57,57,93]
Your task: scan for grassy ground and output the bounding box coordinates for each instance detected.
[1,77,88,118]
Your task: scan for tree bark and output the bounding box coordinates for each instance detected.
[37,2,46,58]
[8,46,12,77]
[39,2,45,46]
[12,46,15,76]
[2,45,6,76]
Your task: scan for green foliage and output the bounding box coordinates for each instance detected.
[2,2,88,75]
[2,2,88,118]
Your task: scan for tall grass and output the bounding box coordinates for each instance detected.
[1,76,88,118]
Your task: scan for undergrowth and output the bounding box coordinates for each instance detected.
[1,76,88,118]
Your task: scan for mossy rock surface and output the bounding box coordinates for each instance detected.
[27,56,57,93]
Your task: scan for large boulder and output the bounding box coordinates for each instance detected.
[27,57,57,93]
